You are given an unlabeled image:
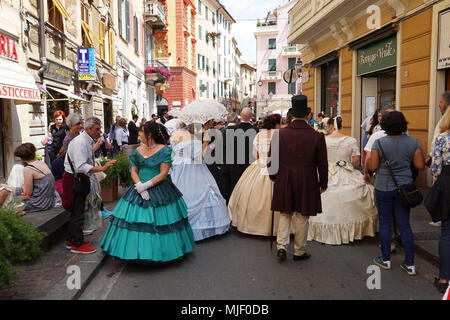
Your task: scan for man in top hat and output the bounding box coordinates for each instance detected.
[268,95,328,261]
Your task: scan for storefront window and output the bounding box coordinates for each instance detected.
[321,59,339,117]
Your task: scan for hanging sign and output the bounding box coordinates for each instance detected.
[357,34,397,76]
[78,48,96,81]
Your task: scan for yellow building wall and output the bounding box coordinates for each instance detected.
[340,48,352,136]
[301,66,315,113]
[400,8,432,185]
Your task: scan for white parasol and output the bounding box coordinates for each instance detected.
[179,100,227,125]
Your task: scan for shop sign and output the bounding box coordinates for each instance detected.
[357,34,397,76]
[78,48,96,81]
[43,61,73,85]
[438,9,450,70]
[0,33,18,61]
[0,84,40,102]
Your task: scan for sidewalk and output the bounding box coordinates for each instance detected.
[0,186,441,300]
[410,187,441,267]
[0,187,125,300]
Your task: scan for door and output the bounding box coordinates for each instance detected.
[446,69,450,91]
[361,77,378,151]
[103,101,113,134]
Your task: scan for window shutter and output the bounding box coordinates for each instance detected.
[125,0,130,42]
[288,57,296,69]
[118,0,122,36]
[268,59,276,71]
[134,16,139,53]
[198,0,201,14]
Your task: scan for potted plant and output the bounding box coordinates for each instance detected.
[99,152,132,202]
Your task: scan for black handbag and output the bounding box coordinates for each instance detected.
[68,155,91,196]
[377,140,423,208]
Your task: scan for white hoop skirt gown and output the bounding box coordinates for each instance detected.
[307,136,378,245]
[170,138,231,241]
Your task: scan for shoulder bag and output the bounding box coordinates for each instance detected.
[377,140,423,208]
[67,155,91,196]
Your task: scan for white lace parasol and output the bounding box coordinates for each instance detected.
[179,100,227,125]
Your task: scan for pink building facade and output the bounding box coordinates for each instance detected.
[254,0,301,116]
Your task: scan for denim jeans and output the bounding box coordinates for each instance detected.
[375,189,415,265]
[440,219,450,280]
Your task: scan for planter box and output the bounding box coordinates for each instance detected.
[145,73,160,82]
[101,178,119,202]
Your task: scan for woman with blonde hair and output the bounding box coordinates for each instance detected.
[428,106,450,293]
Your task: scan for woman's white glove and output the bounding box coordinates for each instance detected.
[139,190,150,201]
[134,180,154,194]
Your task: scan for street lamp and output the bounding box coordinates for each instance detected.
[294,57,303,73]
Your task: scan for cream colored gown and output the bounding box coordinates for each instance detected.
[228,130,281,236]
[307,135,378,245]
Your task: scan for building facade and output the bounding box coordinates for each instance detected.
[155,0,197,114]
[255,0,301,117]
[0,0,166,180]
[240,61,257,112]
[196,0,221,102]
[288,0,450,186]
[216,4,235,110]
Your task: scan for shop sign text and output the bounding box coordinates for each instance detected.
[0,33,18,60]
[357,35,397,76]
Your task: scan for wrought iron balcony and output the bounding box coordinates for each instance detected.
[261,70,282,81]
[144,0,167,30]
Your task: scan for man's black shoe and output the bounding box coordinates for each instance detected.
[277,249,287,260]
[293,253,311,261]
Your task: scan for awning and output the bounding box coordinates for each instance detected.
[46,86,89,102]
[0,59,41,104]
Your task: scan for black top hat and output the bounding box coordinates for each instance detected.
[288,95,311,118]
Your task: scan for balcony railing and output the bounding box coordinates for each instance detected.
[144,0,167,30]
[146,58,170,70]
[282,44,302,56]
[261,70,282,81]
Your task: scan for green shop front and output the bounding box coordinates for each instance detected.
[350,29,398,148]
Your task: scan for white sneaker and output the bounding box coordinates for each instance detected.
[429,221,442,227]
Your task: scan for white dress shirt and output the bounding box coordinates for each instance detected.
[64,131,95,176]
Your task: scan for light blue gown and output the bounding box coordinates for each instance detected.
[170,138,230,241]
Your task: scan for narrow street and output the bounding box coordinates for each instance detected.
[80,228,442,300]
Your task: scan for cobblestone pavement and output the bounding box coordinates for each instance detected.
[0,203,115,300]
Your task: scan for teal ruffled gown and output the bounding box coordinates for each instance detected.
[100,147,195,262]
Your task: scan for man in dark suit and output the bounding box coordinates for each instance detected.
[225,107,259,201]
[127,115,139,145]
[268,95,328,261]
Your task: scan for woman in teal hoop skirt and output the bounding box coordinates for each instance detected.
[100,122,195,262]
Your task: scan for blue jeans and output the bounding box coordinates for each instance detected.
[440,219,450,280]
[375,189,414,266]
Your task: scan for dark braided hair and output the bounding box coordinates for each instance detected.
[144,121,170,145]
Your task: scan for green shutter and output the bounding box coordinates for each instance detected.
[288,58,296,69]
[206,82,209,98]
[198,0,201,14]
[268,59,276,71]
[118,0,123,36]
[125,0,130,42]
[268,82,276,95]
[202,56,205,69]
[198,54,201,69]
[269,39,276,49]
[288,82,296,95]
[134,16,139,53]
[205,7,208,20]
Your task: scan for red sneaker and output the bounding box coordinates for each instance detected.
[66,240,90,249]
[70,244,96,254]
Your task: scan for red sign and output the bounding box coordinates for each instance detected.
[0,84,41,102]
[0,34,18,60]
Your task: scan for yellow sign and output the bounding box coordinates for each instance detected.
[78,74,95,81]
